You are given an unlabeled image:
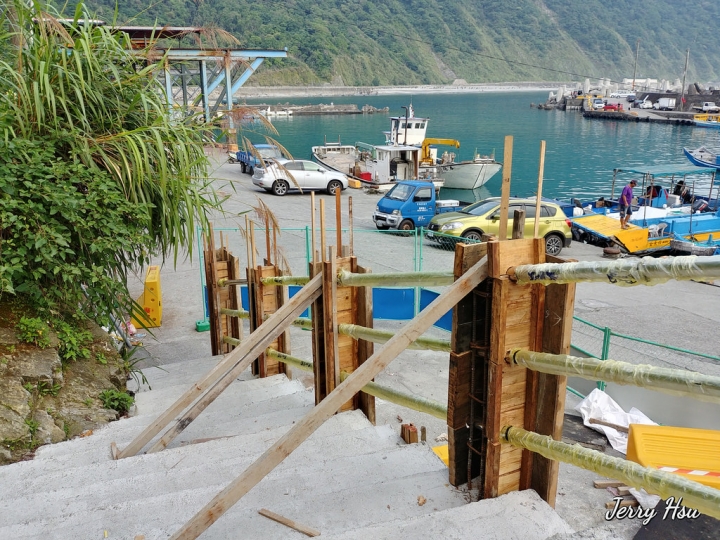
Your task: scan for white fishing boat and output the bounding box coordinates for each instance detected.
[312,105,502,190]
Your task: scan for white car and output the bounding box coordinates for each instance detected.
[636,99,653,109]
[592,98,605,110]
[610,92,631,98]
[252,159,348,196]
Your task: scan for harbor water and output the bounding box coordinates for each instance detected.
[237,91,720,201]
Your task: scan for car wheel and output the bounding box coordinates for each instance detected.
[398,219,415,231]
[376,224,389,230]
[462,230,484,241]
[545,233,564,256]
[327,180,343,195]
[240,162,246,174]
[272,180,289,196]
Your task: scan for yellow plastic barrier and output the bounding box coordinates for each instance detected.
[432,444,449,467]
[627,424,720,489]
[131,265,162,328]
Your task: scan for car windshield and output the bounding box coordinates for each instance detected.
[258,147,283,158]
[460,200,498,216]
[385,183,414,201]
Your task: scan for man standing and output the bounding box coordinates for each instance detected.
[619,179,637,229]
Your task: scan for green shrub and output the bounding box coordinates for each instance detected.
[56,322,92,363]
[16,317,50,348]
[99,389,135,415]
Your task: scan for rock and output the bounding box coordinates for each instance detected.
[0,378,32,441]
[32,410,66,445]
[0,328,18,345]
[8,348,62,386]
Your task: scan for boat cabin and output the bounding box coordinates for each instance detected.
[363,144,422,184]
[384,105,429,146]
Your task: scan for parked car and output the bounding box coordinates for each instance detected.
[603,103,621,111]
[425,198,572,255]
[252,159,348,196]
[610,92,632,98]
[626,94,636,103]
[635,99,653,109]
[592,98,605,110]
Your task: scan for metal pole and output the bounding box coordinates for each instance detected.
[510,349,720,404]
[680,48,689,112]
[632,39,640,92]
[502,426,720,520]
[512,255,720,286]
[338,269,454,288]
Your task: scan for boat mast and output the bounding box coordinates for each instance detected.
[632,39,640,92]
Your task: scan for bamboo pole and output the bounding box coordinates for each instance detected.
[510,349,720,404]
[250,221,257,270]
[512,255,720,286]
[273,225,278,268]
[265,349,448,420]
[534,141,546,238]
[289,317,451,352]
[502,426,720,520]
[265,223,271,264]
[258,270,455,288]
[220,308,250,319]
[244,216,251,271]
[498,135,513,240]
[169,257,489,540]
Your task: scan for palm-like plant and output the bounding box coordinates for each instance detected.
[0,0,222,321]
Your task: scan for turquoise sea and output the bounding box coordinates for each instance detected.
[239,91,720,201]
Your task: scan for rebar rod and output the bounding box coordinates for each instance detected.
[220,308,250,319]
[288,317,451,352]
[222,336,242,347]
[502,426,720,520]
[265,349,448,420]
[512,255,720,286]
[259,275,311,286]
[510,349,720,404]
[217,278,248,287]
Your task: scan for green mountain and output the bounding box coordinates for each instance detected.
[63,0,720,86]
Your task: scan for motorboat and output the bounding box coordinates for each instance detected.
[312,105,502,190]
[692,114,720,129]
[684,146,720,168]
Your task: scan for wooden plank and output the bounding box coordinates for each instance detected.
[116,274,323,459]
[310,261,326,405]
[447,351,472,430]
[168,257,489,540]
[323,247,340,394]
[258,508,320,537]
[497,135,513,240]
[530,258,576,507]
[488,238,540,278]
[594,479,626,489]
[356,264,375,424]
[533,141,546,238]
[498,469,522,495]
[511,209,525,239]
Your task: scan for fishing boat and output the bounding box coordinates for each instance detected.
[693,114,720,129]
[684,146,720,168]
[311,105,502,190]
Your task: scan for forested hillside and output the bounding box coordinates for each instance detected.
[65,0,719,86]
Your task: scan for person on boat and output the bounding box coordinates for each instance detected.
[619,179,637,229]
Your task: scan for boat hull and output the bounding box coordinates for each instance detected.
[434,161,503,189]
[683,147,720,168]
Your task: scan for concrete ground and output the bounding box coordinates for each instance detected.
[128,148,720,539]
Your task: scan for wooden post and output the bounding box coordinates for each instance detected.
[335,187,342,252]
[322,246,340,393]
[356,264,375,423]
[348,196,354,255]
[530,254,576,507]
[320,199,326,262]
[534,141,546,238]
[511,210,525,240]
[168,258,489,540]
[310,260,326,404]
[310,192,316,264]
[498,135,513,240]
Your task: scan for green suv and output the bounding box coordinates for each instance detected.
[426,198,572,255]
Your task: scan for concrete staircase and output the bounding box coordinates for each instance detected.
[0,354,574,539]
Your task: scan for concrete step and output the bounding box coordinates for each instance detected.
[0,441,454,538]
[2,410,385,498]
[31,374,306,464]
[321,489,573,540]
[128,354,256,394]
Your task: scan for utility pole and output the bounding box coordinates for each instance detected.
[680,48,690,112]
[632,39,640,91]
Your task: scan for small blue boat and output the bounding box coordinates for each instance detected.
[684,146,720,168]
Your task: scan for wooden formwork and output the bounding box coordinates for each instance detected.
[204,226,242,356]
[447,237,574,507]
[247,264,290,377]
